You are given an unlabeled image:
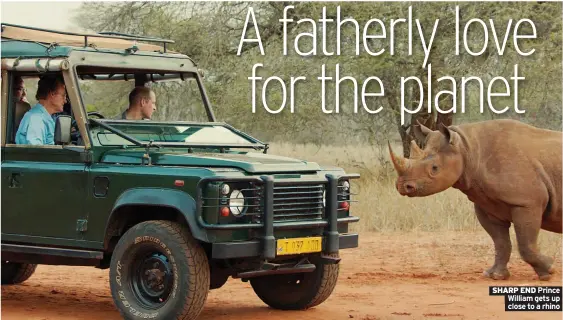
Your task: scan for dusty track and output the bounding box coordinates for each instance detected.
[2,231,561,320]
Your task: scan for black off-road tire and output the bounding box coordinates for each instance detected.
[1,262,37,285]
[249,254,340,310]
[109,220,210,320]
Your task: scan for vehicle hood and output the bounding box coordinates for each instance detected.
[99,150,322,173]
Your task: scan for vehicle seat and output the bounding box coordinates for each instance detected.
[14,100,31,134]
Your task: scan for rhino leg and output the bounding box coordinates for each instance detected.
[512,207,554,281]
[475,205,511,280]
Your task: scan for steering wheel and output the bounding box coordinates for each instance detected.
[87,111,105,119]
[70,111,106,144]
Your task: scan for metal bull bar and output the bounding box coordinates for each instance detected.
[195,174,360,260]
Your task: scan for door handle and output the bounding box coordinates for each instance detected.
[9,173,21,188]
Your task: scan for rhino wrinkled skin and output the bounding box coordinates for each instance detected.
[389,119,562,281]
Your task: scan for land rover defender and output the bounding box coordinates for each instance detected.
[0,23,360,320]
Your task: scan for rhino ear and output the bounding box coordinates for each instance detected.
[438,123,459,145]
[413,120,432,141]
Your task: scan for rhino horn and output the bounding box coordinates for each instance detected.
[410,140,425,159]
[388,141,409,175]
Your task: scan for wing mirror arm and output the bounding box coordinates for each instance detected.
[55,115,72,145]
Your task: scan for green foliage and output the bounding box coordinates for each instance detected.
[73,1,562,146]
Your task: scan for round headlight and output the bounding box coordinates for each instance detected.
[220,184,230,195]
[342,181,350,191]
[322,190,326,207]
[229,190,245,216]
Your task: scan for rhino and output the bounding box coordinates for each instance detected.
[388,119,562,281]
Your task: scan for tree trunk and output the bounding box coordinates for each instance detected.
[386,83,411,158]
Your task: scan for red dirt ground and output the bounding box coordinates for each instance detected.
[2,231,561,320]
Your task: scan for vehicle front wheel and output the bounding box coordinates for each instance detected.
[1,261,37,285]
[249,254,340,310]
[109,220,210,320]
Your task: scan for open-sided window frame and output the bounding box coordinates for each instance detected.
[1,69,80,150]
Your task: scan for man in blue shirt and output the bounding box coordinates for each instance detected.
[16,75,67,145]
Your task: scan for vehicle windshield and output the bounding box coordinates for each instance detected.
[91,121,259,147]
[75,66,209,122]
[72,66,263,149]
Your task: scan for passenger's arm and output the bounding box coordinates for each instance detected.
[24,115,46,145]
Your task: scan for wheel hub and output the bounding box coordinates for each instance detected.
[145,265,166,290]
[132,252,174,308]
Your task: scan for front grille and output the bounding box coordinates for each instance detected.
[271,184,324,222]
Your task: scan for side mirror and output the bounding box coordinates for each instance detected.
[55,115,72,145]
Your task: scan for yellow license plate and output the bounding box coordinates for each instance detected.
[276,237,322,256]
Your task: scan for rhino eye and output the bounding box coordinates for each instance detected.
[432,164,439,173]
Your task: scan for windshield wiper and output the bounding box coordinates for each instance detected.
[90,118,161,164]
[90,119,270,157]
[90,119,160,149]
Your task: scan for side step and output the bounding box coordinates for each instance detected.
[2,243,103,259]
[236,261,316,279]
[319,254,341,264]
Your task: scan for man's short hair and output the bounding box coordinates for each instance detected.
[13,75,24,92]
[129,86,153,105]
[14,75,23,86]
[36,75,65,100]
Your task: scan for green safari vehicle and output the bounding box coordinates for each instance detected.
[0,23,360,320]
